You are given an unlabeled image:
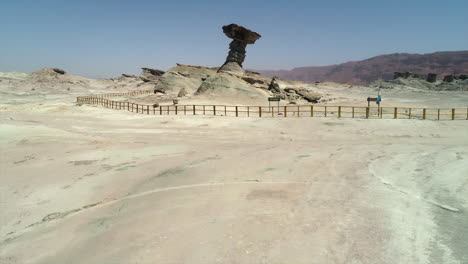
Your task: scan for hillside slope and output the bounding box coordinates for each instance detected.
[259,51,468,85]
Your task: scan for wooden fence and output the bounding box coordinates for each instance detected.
[77,91,468,121]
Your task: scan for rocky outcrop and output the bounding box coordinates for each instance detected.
[294,89,322,103]
[154,64,216,95]
[267,77,321,102]
[52,68,66,75]
[242,76,265,85]
[443,75,454,82]
[268,78,285,99]
[426,73,437,83]
[218,24,261,76]
[122,74,138,78]
[393,72,423,79]
[140,68,165,83]
[195,72,267,100]
[394,72,409,79]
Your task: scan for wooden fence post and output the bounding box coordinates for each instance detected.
[338,106,341,118]
[193,105,196,115]
[423,108,426,120]
[147,105,149,115]
[259,106,262,117]
[409,108,412,119]
[297,105,300,117]
[175,105,178,115]
[365,107,369,119]
[394,107,397,119]
[213,105,216,116]
[184,105,186,115]
[203,105,205,115]
[452,108,455,120]
[235,106,238,117]
[311,105,314,117]
[325,106,327,117]
[225,106,227,116]
[284,106,287,117]
[160,106,162,115]
[352,107,355,118]
[247,106,250,117]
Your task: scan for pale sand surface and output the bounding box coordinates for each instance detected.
[0,87,467,264]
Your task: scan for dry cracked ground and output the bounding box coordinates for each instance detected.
[0,94,467,264]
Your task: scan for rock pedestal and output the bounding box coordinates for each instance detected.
[218,24,261,76]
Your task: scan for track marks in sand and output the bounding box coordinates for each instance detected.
[368,155,461,213]
[2,180,308,244]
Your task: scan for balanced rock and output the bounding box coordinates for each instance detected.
[218,24,261,76]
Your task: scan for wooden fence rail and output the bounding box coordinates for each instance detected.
[77,91,468,121]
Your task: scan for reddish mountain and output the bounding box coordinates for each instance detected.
[258,51,468,85]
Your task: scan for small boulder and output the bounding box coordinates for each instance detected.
[154,87,166,94]
[297,90,321,103]
[177,87,188,97]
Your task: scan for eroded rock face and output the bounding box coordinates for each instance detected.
[218,24,261,75]
[140,68,165,82]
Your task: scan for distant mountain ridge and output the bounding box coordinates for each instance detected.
[258,51,468,85]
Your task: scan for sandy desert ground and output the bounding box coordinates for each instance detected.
[1,80,468,264]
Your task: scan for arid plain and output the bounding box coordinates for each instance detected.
[1,68,467,264]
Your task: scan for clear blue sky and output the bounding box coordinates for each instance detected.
[1,0,467,78]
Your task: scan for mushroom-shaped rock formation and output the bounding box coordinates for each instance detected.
[218,24,261,76]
